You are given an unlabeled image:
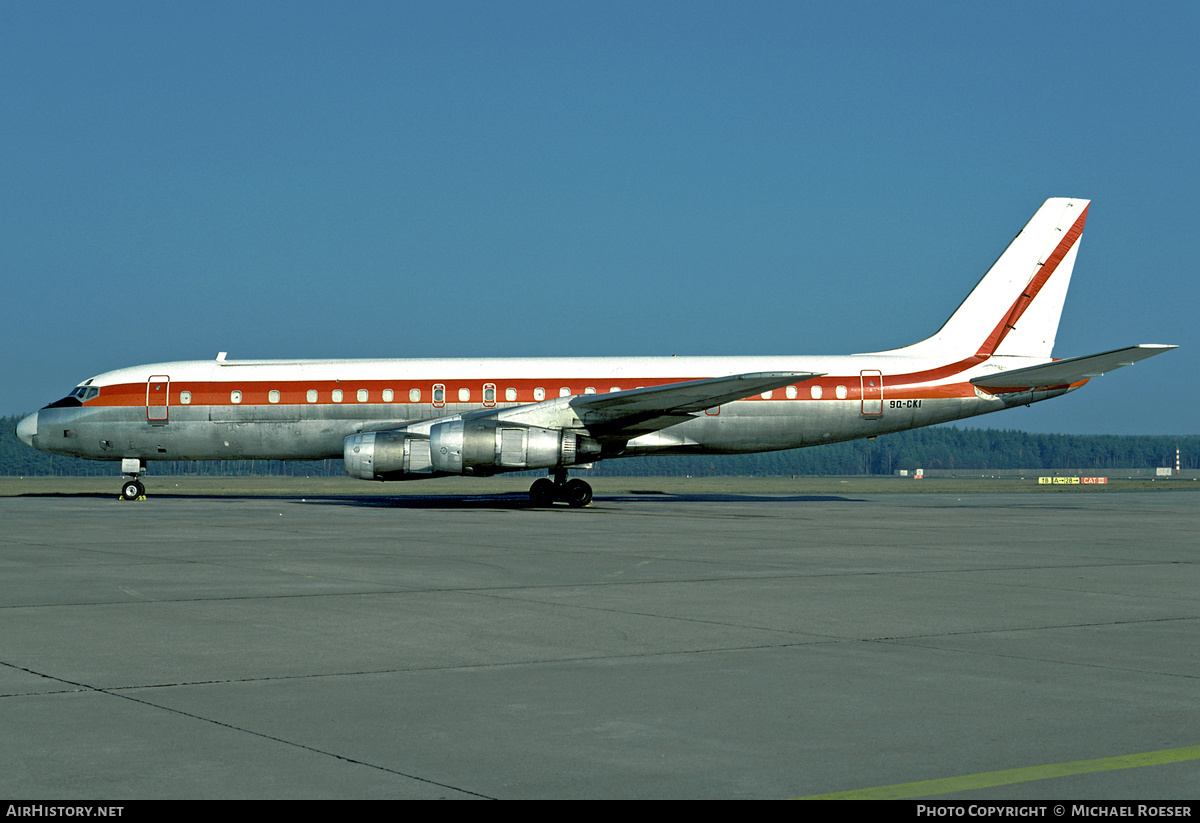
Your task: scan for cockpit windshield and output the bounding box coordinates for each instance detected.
[43,381,100,408]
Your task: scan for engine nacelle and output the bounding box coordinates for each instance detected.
[343,431,434,480]
[429,420,600,475]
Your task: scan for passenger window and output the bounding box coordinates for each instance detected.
[610,386,621,393]
[761,390,773,399]
[505,388,516,402]
[230,390,242,404]
[584,387,596,394]
[458,387,470,402]
[269,390,280,403]
[332,389,343,403]
[357,389,368,402]
[559,387,571,397]
[835,385,848,400]
[534,387,545,401]
[409,388,421,402]
[307,389,318,403]
[811,385,823,399]
[382,389,394,402]
[180,391,191,405]
[786,386,797,399]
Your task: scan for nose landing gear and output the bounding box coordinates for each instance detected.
[119,458,146,501]
[120,479,146,501]
[528,470,593,508]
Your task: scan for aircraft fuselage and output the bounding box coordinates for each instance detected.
[20,352,1068,465]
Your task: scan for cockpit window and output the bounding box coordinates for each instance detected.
[68,386,100,402]
[43,384,99,409]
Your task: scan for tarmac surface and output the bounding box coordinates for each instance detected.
[1,489,1197,799]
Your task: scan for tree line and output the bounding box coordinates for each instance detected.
[3,414,1193,477]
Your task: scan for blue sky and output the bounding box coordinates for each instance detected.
[3,2,1195,435]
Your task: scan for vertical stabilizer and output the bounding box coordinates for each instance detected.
[900,198,1089,359]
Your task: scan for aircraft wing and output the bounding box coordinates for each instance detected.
[970,344,1176,389]
[478,370,824,438]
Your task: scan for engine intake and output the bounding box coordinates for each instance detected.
[430,420,600,475]
[343,431,433,480]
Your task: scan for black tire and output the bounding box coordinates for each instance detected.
[529,478,557,507]
[121,480,144,501]
[563,478,593,508]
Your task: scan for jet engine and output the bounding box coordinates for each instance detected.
[343,431,434,480]
[429,419,600,475]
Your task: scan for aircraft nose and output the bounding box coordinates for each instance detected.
[16,412,37,447]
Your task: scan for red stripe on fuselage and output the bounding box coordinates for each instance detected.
[79,374,991,409]
[85,377,696,408]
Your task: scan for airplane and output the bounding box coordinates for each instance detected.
[15,198,1175,506]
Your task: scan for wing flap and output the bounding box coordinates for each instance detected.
[970,344,1176,389]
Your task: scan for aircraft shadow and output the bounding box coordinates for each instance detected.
[16,492,864,509]
[304,492,865,509]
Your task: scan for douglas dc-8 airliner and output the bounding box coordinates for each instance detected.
[16,198,1175,505]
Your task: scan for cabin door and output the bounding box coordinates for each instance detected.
[860,370,883,416]
[147,375,170,422]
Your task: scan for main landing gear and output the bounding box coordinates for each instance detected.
[119,458,146,501]
[528,470,593,508]
[120,479,146,502]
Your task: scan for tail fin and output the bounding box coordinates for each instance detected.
[900,198,1089,359]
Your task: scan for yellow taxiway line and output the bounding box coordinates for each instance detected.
[801,745,1200,799]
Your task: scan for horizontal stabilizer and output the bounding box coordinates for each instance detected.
[971,345,1176,389]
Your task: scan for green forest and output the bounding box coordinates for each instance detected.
[3,414,1193,477]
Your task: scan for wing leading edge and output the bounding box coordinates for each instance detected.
[474,370,824,438]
